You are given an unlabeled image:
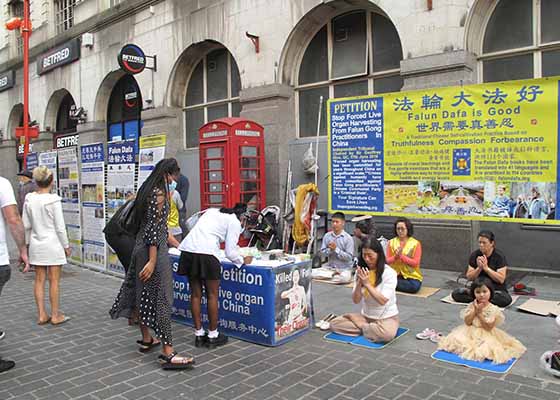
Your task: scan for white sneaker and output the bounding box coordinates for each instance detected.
[0,331,5,341]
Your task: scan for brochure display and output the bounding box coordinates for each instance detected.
[106,140,136,276]
[137,134,166,189]
[58,147,82,265]
[170,251,313,346]
[80,143,106,271]
[38,151,58,193]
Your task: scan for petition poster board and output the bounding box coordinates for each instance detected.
[137,134,166,189]
[38,151,58,193]
[58,147,83,265]
[106,140,136,276]
[328,76,560,224]
[80,143,106,271]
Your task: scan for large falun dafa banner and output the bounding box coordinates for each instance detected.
[328,77,560,224]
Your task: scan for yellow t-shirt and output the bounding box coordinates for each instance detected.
[388,237,422,281]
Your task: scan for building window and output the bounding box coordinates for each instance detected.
[56,93,78,134]
[10,0,24,56]
[107,74,142,142]
[481,0,560,82]
[296,11,403,138]
[55,0,78,34]
[183,49,241,148]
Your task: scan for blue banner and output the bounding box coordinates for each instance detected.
[108,140,137,164]
[26,152,39,170]
[80,143,104,163]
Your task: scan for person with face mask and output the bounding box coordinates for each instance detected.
[16,170,37,216]
[166,178,183,244]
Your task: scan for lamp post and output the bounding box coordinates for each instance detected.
[6,0,32,169]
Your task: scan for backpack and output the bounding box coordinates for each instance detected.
[103,199,139,272]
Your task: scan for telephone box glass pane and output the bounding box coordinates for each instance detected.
[207,159,223,169]
[206,147,223,158]
[209,183,223,192]
[241,146,258,157]
[242,181,258,192]
[242,193,259,206]
[207,171,223,181]
[209,194,223,204]
[241,170,258,180]
[241,158,258,168]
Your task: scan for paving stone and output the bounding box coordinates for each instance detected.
[544,382,560,393]
[516,385,558,400]
[374,383,409,400]
[504,374,543,387]
[244,371,281,387]
[406,382,440,398]
[494,389,540,400]
[278,383,316,399]
[311,383,348,400]
[332,371,368,387]
[342,383,378,399]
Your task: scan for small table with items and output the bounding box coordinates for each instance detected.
[169,249,313,346]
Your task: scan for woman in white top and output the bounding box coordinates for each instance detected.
[329,236,399,342]
[23,166,71,326]
[177,203,252,349]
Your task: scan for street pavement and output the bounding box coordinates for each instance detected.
[1,264,559,400]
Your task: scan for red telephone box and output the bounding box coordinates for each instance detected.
[199,118,266,211]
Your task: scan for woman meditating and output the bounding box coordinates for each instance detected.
[386,217,423,293]
[329,237,399,343]
[439,277,526,364]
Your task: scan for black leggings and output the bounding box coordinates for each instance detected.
[451,287,512,308]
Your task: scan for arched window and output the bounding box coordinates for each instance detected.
[184,48,241,148]
[107,74,142,142]
[56,92,77,134]
[481,0,560,82]
[296,10,403,137]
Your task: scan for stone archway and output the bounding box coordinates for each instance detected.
[7,103,23,140]
[44,88,75,132]
[277,0,400,86]
[93,70,127,122]
[464,0,499,56]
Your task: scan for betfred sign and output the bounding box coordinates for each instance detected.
[117,44,146,74]
[37,39,81,75]
[54,133,79,149]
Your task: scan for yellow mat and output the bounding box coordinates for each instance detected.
[397,286,440,298]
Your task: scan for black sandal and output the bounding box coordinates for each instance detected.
[158,351,195,370]
[136,338,161,353]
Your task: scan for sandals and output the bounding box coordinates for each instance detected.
[158,351,194,370]
[38,317,51,325]
[315,313,337,331]
[137,338,161,353]
[51,316,71,326]
[416,328,443,343]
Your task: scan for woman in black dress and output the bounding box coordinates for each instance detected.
[110,158,193,370]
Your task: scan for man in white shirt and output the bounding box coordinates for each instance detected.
[0,176,30,373]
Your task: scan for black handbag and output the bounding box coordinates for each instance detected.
[103,199,139,272]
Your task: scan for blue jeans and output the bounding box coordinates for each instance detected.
[397,277,422,293]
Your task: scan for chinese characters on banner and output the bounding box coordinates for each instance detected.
[26,152,39,171]
[80,143,106,271]
[58,147,83,265]
[328,77,560,224]
[106,140,136,276]
[38,151,58,193]
[137,134,166,189]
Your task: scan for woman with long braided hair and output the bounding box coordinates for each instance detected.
[110,158,193,370]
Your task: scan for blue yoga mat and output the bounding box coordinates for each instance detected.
[431,350,517,374]
[324,327,409,349]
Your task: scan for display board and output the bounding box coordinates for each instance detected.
[38,151,58,193]
[106,140,136,276]
[328,77,560,224]
[80,143,106,271]
[26,152,39,170]
[58,147,82,264]
[137,134,166,189]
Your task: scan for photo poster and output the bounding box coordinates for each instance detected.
[137,134,166,189]
[38,151,58,193]
[26,152,39,171]
[57,147,83,265]
[80,143,106,272]
[328,76,560,224]
[106,140,136,276]
[274,262,312,342]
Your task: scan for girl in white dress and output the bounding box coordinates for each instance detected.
[23,166,71,325]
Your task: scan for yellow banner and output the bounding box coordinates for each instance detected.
[328,77,560,224]
[139,134,166,149]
